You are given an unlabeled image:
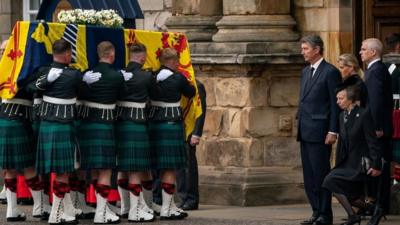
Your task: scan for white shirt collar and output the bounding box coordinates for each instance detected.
[367,58,381,69]
[311,57,324,72]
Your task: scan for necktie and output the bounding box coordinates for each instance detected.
[309,67,315,80]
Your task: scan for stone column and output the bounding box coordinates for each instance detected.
[0,0,22,41]
[165,0,222,41]
[192,0,307,206]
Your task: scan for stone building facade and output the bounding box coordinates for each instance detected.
[1,0,400,209]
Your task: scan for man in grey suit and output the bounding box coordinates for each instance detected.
[297,35,341,225]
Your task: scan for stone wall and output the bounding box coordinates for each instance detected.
[136,0,172,31]
[294,0,353,64]
[0,0,22,42]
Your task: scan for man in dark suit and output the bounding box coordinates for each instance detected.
[177,79,206,210]
[360,38,393,225]
[297,35,341,225]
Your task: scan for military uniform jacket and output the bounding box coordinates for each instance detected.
[0,80,33,121]
[149,66,195,122]
[34,62,83,123]
[79,62,125,123]
[117,62,154,122]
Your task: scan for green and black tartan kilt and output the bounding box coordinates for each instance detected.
[36,121,77,174]
[148,121,187,169]
[393,139,400,163]
[78,122,116,169]
[0,119,35,170]
[116,121,151,171]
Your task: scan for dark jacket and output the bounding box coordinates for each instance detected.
[364,60,393,137]
[192,79,206,137]
[149,67,195,122]
[335,106,382,179]
[297,59,341,143]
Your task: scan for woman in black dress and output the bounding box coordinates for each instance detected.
[323,86,382,225]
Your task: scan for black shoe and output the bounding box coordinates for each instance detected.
[7,214,27,222]
[314,216,333,225]
[181,202,199,211]
[300,215,318,225]
[367,207,384,225]
[341,215,361,225]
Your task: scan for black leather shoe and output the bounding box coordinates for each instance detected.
[367,207,384,225]
[300,216,318,225]
[314,216,333,225]
[341,215,361,225]
[181,202,199,211]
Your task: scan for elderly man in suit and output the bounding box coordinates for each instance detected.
[360,38,393,225]
[176,79,206,210]
[297,35,341,225]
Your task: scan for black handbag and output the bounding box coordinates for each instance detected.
[361,156,371,174]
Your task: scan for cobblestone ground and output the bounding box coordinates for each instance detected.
[0,203,399,225]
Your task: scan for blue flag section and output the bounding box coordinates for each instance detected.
[85,25,126,70]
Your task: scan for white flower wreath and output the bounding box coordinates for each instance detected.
[57,9,124,28]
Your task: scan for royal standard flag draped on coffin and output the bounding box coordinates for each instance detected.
[0,21,201,139]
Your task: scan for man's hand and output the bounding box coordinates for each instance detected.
[190,135,200,146]
[325,133,337,145]
[83,70,102,84]
[47,68,63,82]
[121,69,133,81]
[367,168,381,177]
[376,130,384,138]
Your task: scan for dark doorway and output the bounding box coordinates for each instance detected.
[354,0,400,54]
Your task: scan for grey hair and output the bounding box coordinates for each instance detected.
[300,34,324,55]
[363,38,383,56]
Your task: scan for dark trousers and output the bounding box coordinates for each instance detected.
[152,170,162,205]
[369,137,392,213]
[300,141,332,218]
[176,143,199,206]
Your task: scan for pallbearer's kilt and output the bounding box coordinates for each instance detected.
[0,119,35,170]
[36,121,77,174]
[149,121,186,169]
[116,121,151,171]
[78,122,116,169]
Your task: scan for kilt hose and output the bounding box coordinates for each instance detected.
[0,119,35,170]
[78,122,116,169]
[116,121,151,171]
[149,121,187,170]
[36,121,77,174]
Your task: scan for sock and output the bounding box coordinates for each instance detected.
[128,183,142,196]
[25,176,44,191]
[4,178,17,192]
[141,180,153,191]
[69,176,82,192]
[161,183,175,195]
[53,180,69,198]
[96,183,110,199]
[79,180,87,194]
[117,179,129,190]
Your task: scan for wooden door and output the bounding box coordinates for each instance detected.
[354,0,400,53]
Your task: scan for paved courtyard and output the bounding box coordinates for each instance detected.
[0,203,399,225]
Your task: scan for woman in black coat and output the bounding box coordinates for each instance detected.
[337,53,367,108]
[322,86,382,225]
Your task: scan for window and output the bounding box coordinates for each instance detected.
[23,0,42,21]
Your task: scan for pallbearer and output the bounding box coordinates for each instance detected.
[33,39,83,224]
[116,43,155,222]
[0,38,52,221]
[78,41,124,224]
[148,48,195,220]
